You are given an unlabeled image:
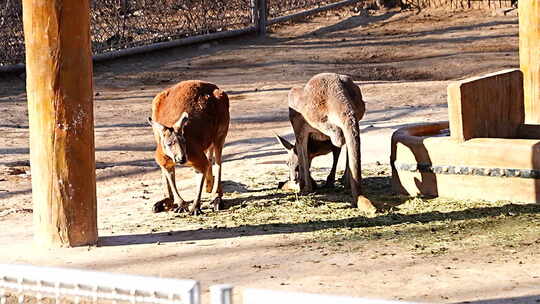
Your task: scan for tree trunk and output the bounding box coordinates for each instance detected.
[22,0,98,247]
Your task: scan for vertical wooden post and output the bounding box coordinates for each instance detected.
[22,0,98,247]
[258,0,267,36]
[251,0,259,32]
[520,0,540,123]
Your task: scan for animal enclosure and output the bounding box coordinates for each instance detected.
[1,3,538,303]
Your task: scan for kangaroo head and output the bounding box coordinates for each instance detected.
[148,112,189,164]
[275,134,300,184]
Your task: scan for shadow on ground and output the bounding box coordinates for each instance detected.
[456,295,540,304]
[98,201,540,246]
[99,175,540,247]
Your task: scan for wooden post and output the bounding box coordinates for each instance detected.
[251,0,259,31]
[520,0,540,123]
[22,0,98,247]
[258,0,267,36]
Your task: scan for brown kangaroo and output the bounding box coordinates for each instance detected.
[148,80,229,215]
[278,73,375,213]
[275,130,346,190]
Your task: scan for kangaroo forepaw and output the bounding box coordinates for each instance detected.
[173,200,192,213]
[212,197,222,212]
[152,198,176,213]
[173,206,187,213]
[153,202,165,213]
[189,206,204,216]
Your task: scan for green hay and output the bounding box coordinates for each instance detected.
[157,165,540,255]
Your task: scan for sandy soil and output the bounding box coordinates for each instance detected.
[2,5,539,304]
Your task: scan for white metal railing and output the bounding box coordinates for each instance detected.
[0,264,200,304]
[0,264,419,304]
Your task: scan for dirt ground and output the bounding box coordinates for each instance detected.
[2,5,540,304]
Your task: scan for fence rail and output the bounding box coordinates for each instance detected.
[0,0,358,71]
[0,264,200,304]
[1,264,418,304]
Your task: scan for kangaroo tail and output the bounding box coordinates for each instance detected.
[342,118,375,212]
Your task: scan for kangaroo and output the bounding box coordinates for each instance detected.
[148,80,229,215]
[278,73,375,213]
[275,129,347,190]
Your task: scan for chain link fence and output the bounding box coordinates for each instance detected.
[268,0,346,19]
[0,0,518,68]
[0,0,24,66]
[89,0,253,54]
[1,0,357,68]
[400,0,514,9]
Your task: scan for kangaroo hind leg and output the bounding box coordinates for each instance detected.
[210,135,226,211]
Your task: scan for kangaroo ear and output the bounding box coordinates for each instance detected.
[173,112,189,133]
[148,117,163,129]
[148,117,168,136]
[274,132,294,151]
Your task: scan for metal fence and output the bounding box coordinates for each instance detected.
[0,0,357,69]
[0,263,201,304]
[0,0,24,66]
[1,264,417,304]
[401,0,514,9]
[89,0,253,54]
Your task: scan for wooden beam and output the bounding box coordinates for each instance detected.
[22,0,97,247]
[447,69,524,142]
[520,0,540,123]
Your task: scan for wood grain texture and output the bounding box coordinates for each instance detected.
[520,0,540,123]
[447,69,524,142]
[23,0,97,247]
